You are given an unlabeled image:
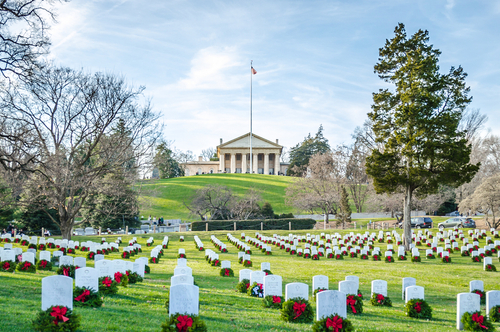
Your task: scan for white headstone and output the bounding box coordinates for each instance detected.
[250,271,266,285]
[94,254,104,262]
[345,276,359,292]
[261,262,271,271]
[239,269,252,282]
[469,280,484,292]
[171,274,194,286]
[75,267,99,292]
[133,262,145,278]
[457,293,480,330]
[313,275,329,291]
[41,275,73,310]
[174,266,193,277]
[339,280,358,295]
[316,290,347,320]
[22,252,35,265]
[371,280,388,297]
[95,260,114,279]
[177,258,187,267]
[486,290,500,318]
[59,256,73,266]
[285,282,309,301]
[39,251,51,262]
[221,260,231,269]
[402,277,416,300]
[169,284,199,316]
[405,285,424,303]
[263,275,282,297]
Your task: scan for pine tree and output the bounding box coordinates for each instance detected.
[336,186,351,229]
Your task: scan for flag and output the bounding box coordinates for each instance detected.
[251,67,257,75]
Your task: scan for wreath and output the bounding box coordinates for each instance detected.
[59,248,66,255]
[114,272,129,287]
[126,270,143,284]
[472,256,482,263]
[312,314,354,332]
[411,256,421,263]
[378,238,384,243]
[73,286,103,307]
[36,259,53,271]
[1,260,16,272]
[247,282,264,298]
[21,239,28,246]
[28,243,37,250]
[461,311,494,331]
[144,265,150,274]
[16,261,36,273]
[427,254,435,259]
[80,246,88,252]
[32,305,81,332]
[121,251,130,259]
[179,237,185,242]
[313,288,328,299]
[87,252,96,260]
[297,251,303,257]
[398,255,407,261]
[404,299,432,319]
[50,256,60,267]
[349,252,357,258]
[177,253,186,259]
[371,293,392,307]
[346,294,363,314]
[160,313,207,332]
[66,248,75,254]
[243,260,252,267]
[3,237,11,243]
[56,265,76,278]
[211,259,221,267]
[485,264,497,272]
[385,256,394,263]
[38,244,46,251]
[442,256,452,263]
[149,257,159,264]
[290,249,297,255]
[336,254,344,260]
[220,268,234,277]
[47,243,55,249]
[236,279,250,293]
[372,254,380,261]
[280,298,314,323]
[263,295,285,309]
[262,269,273,276]
[471,290,486,305]
[98,277,119,295]
[304,253,311,259]
[489,305,500,322]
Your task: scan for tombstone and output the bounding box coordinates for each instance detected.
[405,285,424,303]
[263,275,282,297]
[171,274,194,286]
[59,256,73,266]
[95,259,114,279]
[74,257,86,268]
[21,252,35,264]
[27,248,37,255]
[371,280,388,297]
[39,251,51,262]
[174,266,193,277]
[250,271,266,285]
[285,282,309,301]
[4,243,13,250]
[469,280,483,292]
[177,258,187,267]
[313,275,329,291]
[94,254,104,262]
[169,284,199,316]
[135,257,148,267]
[402,277,416,300]
[75,267,99,292]
[483,257,493,270]
[1,250,15,262]
[239,269,252,282]
[316,290,347,321]
[133,262,145,278]
[457,293,480,330]
[345,276,359,292]
[221,260,231,269]
[486,291,500,318]
[41,275,74,310]
[124,261,133,272]
[339,280,358,295]
[261,262,271,271]
[113,260,127,274]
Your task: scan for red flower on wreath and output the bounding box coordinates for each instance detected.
[346,295,357,313]
[50,306,69,325]
[292,302,306,319]
[475,291,484,298]
[115,272,122,283]
[472,313,487,329]
[415,302,422,313]
[63,267,70,276]
[3,262,10,270]
[224,269,230,276]
[74,289,90,302]
[326,316,343,332]
[40,260,48,268]
[102,277,112,287]
[377,294,385,303]
[176,315,193,332]
[152,257,157,264]
[21,262,31,270]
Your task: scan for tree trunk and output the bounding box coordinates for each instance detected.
[60,218,74,240]
[403,184,412,251]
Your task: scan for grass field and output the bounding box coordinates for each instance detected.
[1,228,499,332]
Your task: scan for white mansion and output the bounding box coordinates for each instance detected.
[182,133,288,176]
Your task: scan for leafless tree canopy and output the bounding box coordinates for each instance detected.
[459,173,500,229]
[201,147,216,161]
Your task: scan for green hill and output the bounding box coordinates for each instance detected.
[137,173,297,221]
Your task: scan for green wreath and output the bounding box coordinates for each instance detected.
[442,256,452,263]
[313,288,328,300]
[236,279,249,293]
[1,260,16,272]
[126,270,143,284]
[56,265,76,278]
[372,254,380,261]
[411,256,421,263]
[177,253,187,259]
[73,286,103,308]
[219,268,234,277]
[247,282,264,298]
[145,265,151,274]
[405,299,432,319]
[489,305,500,322]
[28,243,37,250]
[384,256,394,263]
[16,261,36,273]
[471,290,486,305]
[280,298,314,323]
[87,251,96,260]
[149,257,159,264]
[485,264,497,272]
[211,259,221,267]
[98,277,119,295]
[461,311,494,331]
[262,269,273,275]
[243,260,252,267]
[160,313,207,332]
[346,294,363,314]
[36,259,53,271]
[371,293,392,307]
[312,314,354,332]
[263,295,285,309]
[32,305,81,332]
[114,272,129,287]
[472,256,482,263]
[461,250,470,257]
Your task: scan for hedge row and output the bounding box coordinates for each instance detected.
[190,218,316,231]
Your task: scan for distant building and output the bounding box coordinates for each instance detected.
[181,132,289,176]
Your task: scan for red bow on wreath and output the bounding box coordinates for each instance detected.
[293,302,306,319]
[50,306,69,325]
[152,258,157,263]
[63,267,70,276]
[176,315,193,332]
[115,272,122,283]
[414,302,422,313]
[102,277,112,287]
[126,271,130,276]
[40,260,47,268]
[245,283,250,289]
[272,296,281,304]
[22,262,31,270]
[326,316,343,332]
[346,295,357,313]
[472,313,487,329]
[3,262,10,269]
[75,289,90,302]
[377,294,384,303]
[475,291,483,298]
[224,269,230,276]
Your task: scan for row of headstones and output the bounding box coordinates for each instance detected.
[226,233,252,253]
[210,234,228,252]
[194,235,204,249]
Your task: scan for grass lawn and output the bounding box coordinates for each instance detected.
[1,228,499,331]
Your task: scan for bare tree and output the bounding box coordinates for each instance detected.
[459,173,500,229]
[0,65,161,239]
[185,184,233,220]
[201,147,216,161]
[230,188,262,220]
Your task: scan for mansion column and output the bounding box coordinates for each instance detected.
[230,153,236,173]
[253,153,258,174]
[242,153,247,173]
[219,153,225,172]
[275,154,281,175]
[264,153,269,175]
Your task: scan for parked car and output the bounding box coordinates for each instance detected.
[397,217,433,229]
[437,217,474,229]
[445,211,460,216]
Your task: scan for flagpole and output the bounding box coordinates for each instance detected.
[250,60,253,174]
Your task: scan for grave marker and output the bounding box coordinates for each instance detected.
[316,290,347,320]
[41,275,73,310]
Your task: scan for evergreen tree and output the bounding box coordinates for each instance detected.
[261,202,275,219]
[336,186,351,228]
[287,125,330,176]
[153,142,184,178]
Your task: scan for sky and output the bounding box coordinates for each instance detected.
[47,0,500,159]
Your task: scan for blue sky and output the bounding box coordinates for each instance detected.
[48,0,500,158]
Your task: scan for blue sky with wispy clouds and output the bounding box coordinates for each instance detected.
[48,0,500,157]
